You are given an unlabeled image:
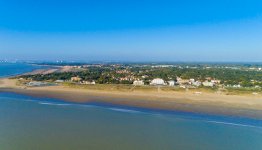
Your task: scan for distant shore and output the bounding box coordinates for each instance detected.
[1,78,262,120]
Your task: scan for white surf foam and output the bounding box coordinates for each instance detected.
[109,108,141,114]
[205,120,261,129]
[38,102,71,106]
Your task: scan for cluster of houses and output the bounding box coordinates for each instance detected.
[68,75,220,88]
[54,76,96,85]
[133,77,221,88]
[71,76,96,85]
[27,81,54,87]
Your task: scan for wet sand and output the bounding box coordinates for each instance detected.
[1,78,262,119]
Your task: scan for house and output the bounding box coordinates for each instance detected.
[82,81,96,85]
[27,81,48,87]
[71,76,82,82]
[168,80,175,86]
[176,77,189,85]
[192,81,202,87]
[133,80,144,86]
[211,79,221,84]
[189,79,195,83]
[232,84,241,88]
[150,78,166,85]
[55,80,64,83]
[141,75,148,79]
[202,81,214,87]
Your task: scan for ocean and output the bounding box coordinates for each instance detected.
[0,63,45,77]
[0,63,262,150]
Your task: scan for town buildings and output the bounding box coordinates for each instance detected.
[71,76,82,82]
[202,81,214,87]
[81,81,96,85]
[27,81,49,87]
[150,78,166,85]
[168,80,175,86]
[133,80,144,86]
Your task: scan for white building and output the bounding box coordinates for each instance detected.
[202,81,214,87]
[133,80,144,86]
[55,80,64,83]
[189,79,195,83]
[232,84,241,88]
[168,80,175,86]
[211,80,221,84]
[192,81,202,87]
[82,81,96,85]
[71,76,82,82]
[176,77,189,85]
[27,81,48,87]
[150,78,166,85]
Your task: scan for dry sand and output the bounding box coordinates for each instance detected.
[22,66,86,75]
[0,78,18,88]
[1,78,262,119]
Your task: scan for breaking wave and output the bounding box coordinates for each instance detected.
[108,108,142,114]
[205,120,262,129]
[38,102,72,106]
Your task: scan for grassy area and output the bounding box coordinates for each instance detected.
[16,79,261,96]
[15,79,27,86]
[62,83,219,93]
[64,83,261,96]
[63,83,162,92]
[225,87,261,95]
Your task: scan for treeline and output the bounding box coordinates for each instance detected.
[19,66,262,87]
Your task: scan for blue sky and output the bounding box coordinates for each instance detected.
[0,0,262,62]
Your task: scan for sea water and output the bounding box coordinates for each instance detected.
[1,63,262,150]
[0,62,44,77]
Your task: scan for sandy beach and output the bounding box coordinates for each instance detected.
[1,78,262,119]
[21,65,86,75]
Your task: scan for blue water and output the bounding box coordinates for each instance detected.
[1,63,262,150]
[0,63,44,77]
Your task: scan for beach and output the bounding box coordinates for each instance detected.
[1,78,262,119]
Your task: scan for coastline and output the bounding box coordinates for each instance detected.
[1,78,262,120]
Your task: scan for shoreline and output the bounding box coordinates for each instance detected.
[2,90,262,128]
[1,78,262,120]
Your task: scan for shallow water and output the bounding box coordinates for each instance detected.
[0,92,262,150]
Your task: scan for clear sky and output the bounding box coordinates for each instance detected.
[0,0,262,62]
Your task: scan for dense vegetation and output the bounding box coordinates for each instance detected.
[18,65,262,87]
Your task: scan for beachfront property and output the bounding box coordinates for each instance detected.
[71,76,82,82]
[17,63,262,89]
[189,78,195,83]
[55,80,64,83]
[202,81,214,87]
[192,81,202,87]
[168,80,175,86]
[150,78,166,85]
[231,84,242,88]
[133,80,144,86]
[211,79,221,84]
[176,77,190,85]
[81,81,96,85]
[27,81,49,87]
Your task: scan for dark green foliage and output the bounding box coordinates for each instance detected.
[19,65,262,87]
